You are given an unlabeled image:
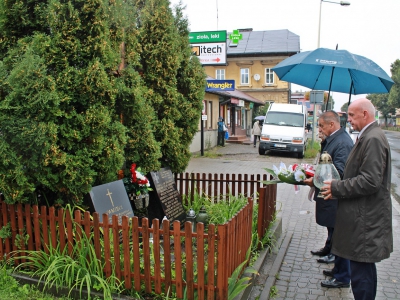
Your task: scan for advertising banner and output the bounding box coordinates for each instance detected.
[191,42,227,65]
[189,30,227,43]
[205,79,235,91]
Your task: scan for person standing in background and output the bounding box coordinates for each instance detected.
[217,117,225,147]
[252,120,261,148]
[321,98,392,299]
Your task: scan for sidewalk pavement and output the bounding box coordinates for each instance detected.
[186,143,400,300]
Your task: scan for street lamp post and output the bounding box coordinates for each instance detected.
[311,0,350,145]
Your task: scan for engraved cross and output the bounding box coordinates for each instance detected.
[106,189,114,207]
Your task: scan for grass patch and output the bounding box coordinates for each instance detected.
[192,149,223,158]
[382,126,400,132]
[304,139,321,159]
[0,263,73,300]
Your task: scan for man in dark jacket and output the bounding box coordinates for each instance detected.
[304,110,353,288]
[321,99,393,299]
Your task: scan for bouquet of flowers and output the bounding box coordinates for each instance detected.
[123,163,152,195]
[262,162,315,187]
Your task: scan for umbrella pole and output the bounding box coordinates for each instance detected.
[325,67,335,111]
[347,81,353,106]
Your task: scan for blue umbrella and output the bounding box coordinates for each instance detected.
[254,116,265,121]
[272,48,394,107]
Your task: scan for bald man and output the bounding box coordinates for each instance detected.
[321,98,393,300]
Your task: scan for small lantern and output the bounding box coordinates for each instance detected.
[196,205,209,227]
[186,208,196,232]
[313,151,341,197]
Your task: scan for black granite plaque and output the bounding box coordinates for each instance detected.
[148,167,186,222]
[89,180,134,224]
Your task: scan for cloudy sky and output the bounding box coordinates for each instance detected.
[169,0,400,111]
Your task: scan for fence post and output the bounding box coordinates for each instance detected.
[216,224,228,300]
[257,184,277,247]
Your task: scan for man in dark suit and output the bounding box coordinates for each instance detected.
[322,98,393,299]
[304,110,353,288]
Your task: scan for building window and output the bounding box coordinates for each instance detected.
[265,68,274,84]
[216,69,225,80]
[240,68,249,85]
[208,101,213,129]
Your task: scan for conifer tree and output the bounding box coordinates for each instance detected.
[137,0,205,173]
[0,0,126,204]
[0,0,205,205]
[113,0,162,174]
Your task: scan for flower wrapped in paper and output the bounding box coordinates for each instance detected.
[262,162,315,192]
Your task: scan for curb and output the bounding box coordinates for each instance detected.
[259,231,293,299]
[12,273,136,300]
[236,216,283,300]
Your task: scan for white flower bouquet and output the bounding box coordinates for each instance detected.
[262,162,315,185]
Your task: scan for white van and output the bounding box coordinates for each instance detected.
[259,103,307,158]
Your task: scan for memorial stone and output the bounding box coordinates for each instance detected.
[89,179,134,224]
[148,167,186,223]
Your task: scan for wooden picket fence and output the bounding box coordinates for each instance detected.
[0,172,276,299]
[175,172,268,201]
[0,199,253,300]
[175,172,275,239]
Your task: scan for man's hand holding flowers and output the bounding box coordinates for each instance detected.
[263,162,315,190]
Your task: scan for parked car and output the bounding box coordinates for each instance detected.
[259,103,307,158]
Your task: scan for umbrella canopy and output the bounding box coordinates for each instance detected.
[272,48,394,96]
[254,116,265,121]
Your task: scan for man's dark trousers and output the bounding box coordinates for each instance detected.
[324,227,333,252]
[350,261,377,300]
[332,256,350,283]
[218,131,225,146]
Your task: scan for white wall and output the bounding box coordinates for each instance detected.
[189,130,218,153]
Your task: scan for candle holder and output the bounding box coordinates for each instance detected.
[313,151,340,198]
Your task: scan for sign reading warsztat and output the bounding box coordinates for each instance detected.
[189,30,227,43]
[191,42,226,65]
[205,79,235,91]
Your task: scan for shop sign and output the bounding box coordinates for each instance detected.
[229,30,243,44]
[231,98,239,105]
[189,30,227,43]
[191,42,227,65]
[205,79,235,91]
[238,100,244,107]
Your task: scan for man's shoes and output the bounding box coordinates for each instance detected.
[310,248,329,257]
[317,253,335,264]
[323,269,335,277]
[321,278,350,288]
[253,145,256,147]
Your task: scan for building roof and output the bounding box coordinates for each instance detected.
[227,29,300,56]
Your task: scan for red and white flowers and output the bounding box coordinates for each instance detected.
[264,162,315,185]
[123,163,152,195]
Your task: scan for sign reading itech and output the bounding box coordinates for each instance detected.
[189,30,227,66]
[205,80,235,91]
